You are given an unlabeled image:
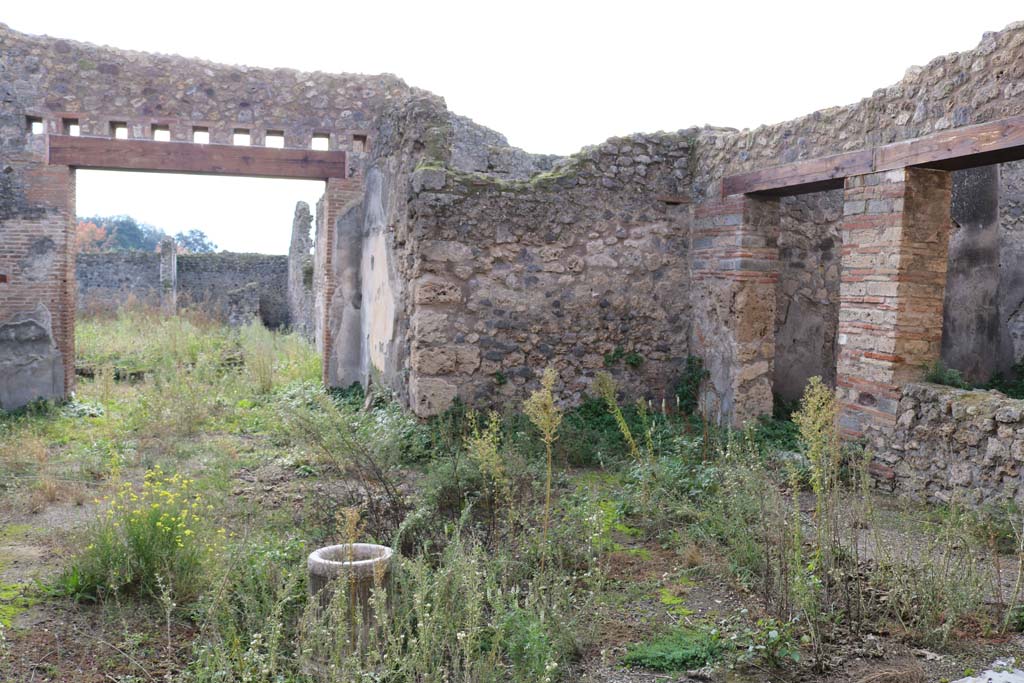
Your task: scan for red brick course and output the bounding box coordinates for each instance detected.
[837,168,952,437]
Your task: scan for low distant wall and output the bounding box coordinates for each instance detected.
[871,383,1024,506]
[76,250,289,327]
[177,253,289,327]
[76,252,162,310]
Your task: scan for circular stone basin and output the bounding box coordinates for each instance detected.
[305,543,394,661]
[307,543,394,613]
[308,543,393,581]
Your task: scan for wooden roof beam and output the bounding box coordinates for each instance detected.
[722,114,1024,197]
[47,135,347,181]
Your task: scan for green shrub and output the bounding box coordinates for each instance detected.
[61,466,222,603]
[752,414,800,452]
[283,394,412,542]
[558,396,634,466]
[603,346,625,367]
[983,359,1024,398]
[924,360,969,389]
[623,628,724,671]
[675,355,709,416]
[1010,605,1024,632]
[187,536,307,681]
[292,523,590,683]
[421,454,487,521]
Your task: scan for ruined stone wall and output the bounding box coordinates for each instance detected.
[327,94,449,404]
[449,114,562,180]
[9,17,1024,424]
[320,94,696,415]
[999,160,1024,362]
[692,24,1024,195]
[930,162,1024,382]
[314,177,365,383]
[773,191,842,402]
[0,134,73,409]
[177,253,289,327]
[773,161,1024,403]
[0,22,408,155]
[0,21,417,405]
[355,20,1024,419]
[688,22,1024,424]
[76,251,161,311]
[873,383,1024,506]
[941,167,1009,382]
[398,110,694,414]
[75,250,289,326]
[287,202,315,339]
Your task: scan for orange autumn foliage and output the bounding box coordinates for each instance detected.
[75,221,107,253]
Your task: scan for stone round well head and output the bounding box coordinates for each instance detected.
[308,543,393,580]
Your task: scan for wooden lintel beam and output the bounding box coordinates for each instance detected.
[874,116,1024,172]
[722,114,1024,196]
[47,135,347,181]
[721,150,872,197]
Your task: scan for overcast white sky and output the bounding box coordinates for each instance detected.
[5,1,1022,253]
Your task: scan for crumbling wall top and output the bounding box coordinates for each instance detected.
[693,22,1024,197]
[0,22,413,155]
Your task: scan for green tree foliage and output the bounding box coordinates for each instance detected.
[174,229,218,254]
[78,214,164,252]
[77,215,216,253]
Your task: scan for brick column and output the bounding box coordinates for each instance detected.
[691,193,779,427]
[316,176,364,387]
[837,168,952,437]
[21,162,77,397]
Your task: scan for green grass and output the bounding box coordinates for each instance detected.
[623,628,725,671]
[3,311,1021,681]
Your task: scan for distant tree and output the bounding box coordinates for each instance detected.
[74,221,107,253]
[173,229,218,254]
[78,215,166,252]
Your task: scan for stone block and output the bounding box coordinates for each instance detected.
[421,240,473,263]
[411,310,450,345]
[409,376,458,417]
[414,275,463,304]
[411,167,447,192]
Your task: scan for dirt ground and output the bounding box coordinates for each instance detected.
[2,465,1023,682]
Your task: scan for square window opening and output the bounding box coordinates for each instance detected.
[110,122,128,139]
[265,130,285,148]
[192,127,210,144]
[152,125,170,142]
[0,273,8,284]
[27,117,44,135]
[352,134,368,153]
[311,134,330,151]
[63,118,80,136]
[233,129,251,146]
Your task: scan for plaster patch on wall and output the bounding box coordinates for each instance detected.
[359,168,398,382]
[0,304,64,410]
[362,231,396,372]
[20,237,55,281]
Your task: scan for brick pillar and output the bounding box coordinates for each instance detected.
[20,162,77,397]
[691,193,779,427]
[316,176,364,387]
[837,168,952,437]
[158,237,177,315]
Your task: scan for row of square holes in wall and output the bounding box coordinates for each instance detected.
[26,117,367,152]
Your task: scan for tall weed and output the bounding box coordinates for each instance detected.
[61,466,224,603]
[524,368,564,563]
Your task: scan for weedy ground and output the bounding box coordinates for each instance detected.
[0,308,1021,683]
